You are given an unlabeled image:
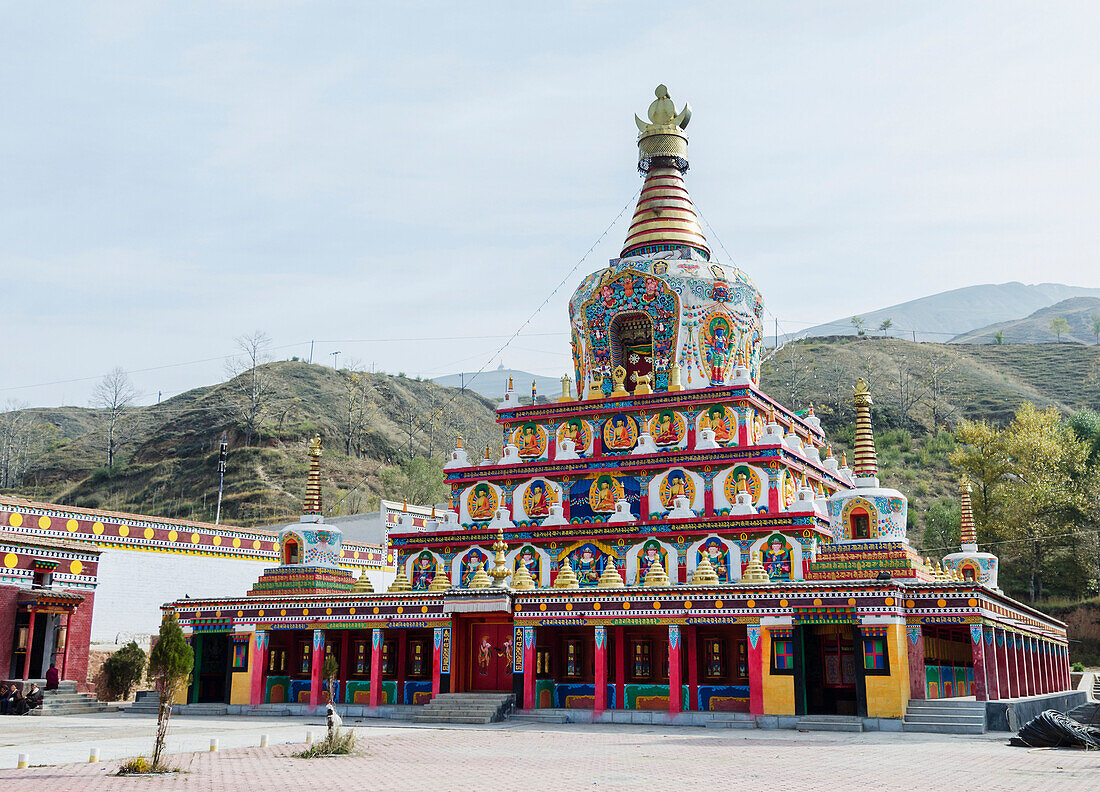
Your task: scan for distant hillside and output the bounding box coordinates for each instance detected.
[950,297,1100,344]
[1,363,500,526]
[432,367,562,401]
[791,282,1100,342]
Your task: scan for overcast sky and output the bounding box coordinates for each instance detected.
[3,1,1099,408]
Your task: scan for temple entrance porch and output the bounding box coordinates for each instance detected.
[799,625,864,717]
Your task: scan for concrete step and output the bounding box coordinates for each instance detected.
[704,719,758,729]
[902,720,986,734]
[413,714,495,724]
[509,711,569,723]
[796,716,864,733]
[903,713,984,725]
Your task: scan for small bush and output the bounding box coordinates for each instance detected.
[1072,662,1084,672]
[294,730,356,758]
[103,641,147,700]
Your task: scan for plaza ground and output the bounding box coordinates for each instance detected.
[0,714,1097,791]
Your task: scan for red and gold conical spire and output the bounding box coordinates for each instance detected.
[852,379,878,479]
[621,85,710,260]
[959,480,976,547]
[303,434,323,515]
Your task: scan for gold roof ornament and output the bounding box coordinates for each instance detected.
[643,558,670,587]
[559,375,575,403]
[667,364,683,392]
[553,559,579,589]
[428,563,451,592]
[352,572,375,594]
[387,568,412,593]
[490,527,510,587]
[303,434,324,515]
[510,562,536,590]
[587,372,605,400]
[852,379,878,478]
[634,84,691,171]
[959,479,977,547]
[597,559,625,588]
[690,555,720,586]
[740,555,771,585]
[468,562,493,590]
[610,365,629,397]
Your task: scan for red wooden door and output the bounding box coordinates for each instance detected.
[470,624,513,691]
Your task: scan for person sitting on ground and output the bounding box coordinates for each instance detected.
[9,686,25,716]
[0,684,11,715]
[22,683,43,714]
[45,664,59,691]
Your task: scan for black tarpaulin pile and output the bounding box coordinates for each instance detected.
[1011,709,1100,749]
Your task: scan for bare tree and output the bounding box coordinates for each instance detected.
[225,331,272,446]
[0,402,55,488]
[341,364,377,457]
[91,368,139,468]
[923,348,959,430]
[889,353,924,429]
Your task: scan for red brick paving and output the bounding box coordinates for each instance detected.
[0,725,1097,792]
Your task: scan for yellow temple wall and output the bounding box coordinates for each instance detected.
[230,671,252,706]
[863,623,910,718]
[761,629,796,715]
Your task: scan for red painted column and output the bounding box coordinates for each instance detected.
[338,631,350,705]
[1039,639,1050,694]
[522,626,536,709]
[668,626,682,714]
[431,627,442,699]
[685,626,698,712]
[995,629,1010,699]
[594,626,607,715]
[907,625,926,700]
[308,629,325,711]
[748,625,764,715]
[982,626,1000,700]
[1008,633,1021,698]
[22,609,36,680]
[250,630,269,707]
[639,477,650,522]
[737,410,749,447]
[703,479,714,517]
[614,626,625,711]
[368,628,383,707]
[1022,636,1034,696]
[970,625,988,702]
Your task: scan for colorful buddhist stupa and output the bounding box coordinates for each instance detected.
[166,87,1075,729]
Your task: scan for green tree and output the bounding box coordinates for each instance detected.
[1050,316,1071,342]
[323,653,339,709]
[102,641,146,700]
[993,330,1005,345]
[147,614,194,770]
[921,498,961,554]
[1092,315,1100,344]
[878,318,894,337]
[850,316,867,336]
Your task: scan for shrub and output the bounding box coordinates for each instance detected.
[103,641,147,700]
[294,730,356,758]
[118,757,151,775]
[1072,662,1084,672]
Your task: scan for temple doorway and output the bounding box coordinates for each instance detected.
[802,625,861,716]
[469,622,513,692]
[190,633,231,704]
[610,312,653,393]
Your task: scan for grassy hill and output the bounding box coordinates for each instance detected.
[950,296,1100,345]
[2,362,500,526]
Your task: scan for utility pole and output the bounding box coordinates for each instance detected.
[331,350,341,370]
[215,433,228,525]
[775,318,779,350]
[309,340,315,364]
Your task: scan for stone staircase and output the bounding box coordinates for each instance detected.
[795,714,864,732]
[176,702,230,716]
[1093,674,1100,701]
[902,699,986,734]
[28,681,109,716]
[125,690,160,715]
[412,692,514,724]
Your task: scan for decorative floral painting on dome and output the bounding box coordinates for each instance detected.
[697,537,732,583]
[588,474,625,513]
[458,548,488,588]
[513,545,542,584]
[511,422,548,458]
[647,409,686,447]
[465,483,498,522]
[602,413,639,451]
[521,479,557,519]
[722,465,762,506]
[760,534,792,581]
[556,418,591,454]
[658,469,695,510]
[635,539,668,584]
[559,542,608,588]
[700,404,736,445]
[411,551,437,591]
[582,270,678,391]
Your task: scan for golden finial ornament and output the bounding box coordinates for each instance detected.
[667,364,683,392]
[308,433,323,456]
[468,562,492,589]
[428,563,451,592]
[490,527,510,587]
[387,568,412,593]
[643,558,670,587]
[852,378,878,478]
[825,443,833,459]
[352,572,375,593]
[553,559,579,589]
[610,365,629,397]
[456,435,463,449]
[510,561,536,590]
[597,559,625,588]
[739,555,771,584]
[737,473,748,494]
[690,555,720,586]
[699,412,712,431]
[634,373,652,395]
[559,375,575,403]
[634,84,691,173]
[484,444,492,462]
[587,372,605,400]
